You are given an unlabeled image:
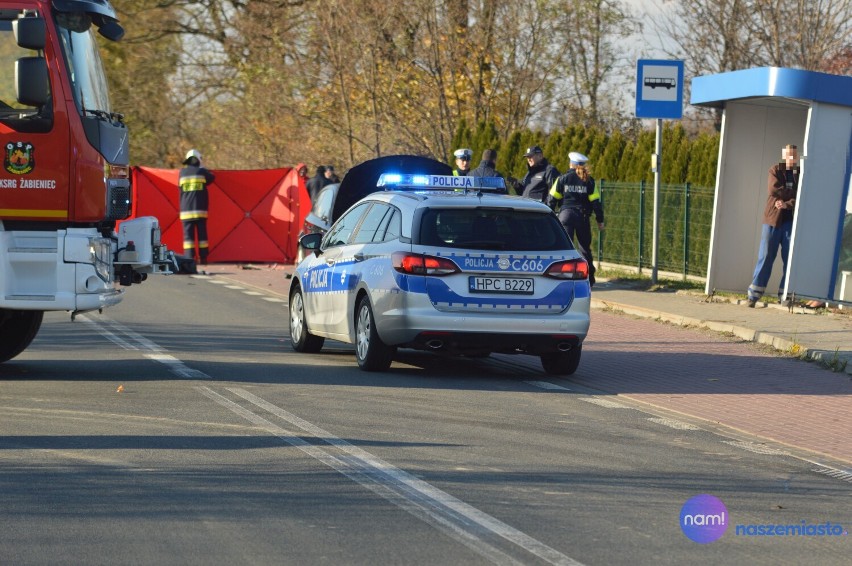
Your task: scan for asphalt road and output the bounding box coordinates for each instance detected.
[0,275,848,565]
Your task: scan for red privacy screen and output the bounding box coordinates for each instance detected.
[129,166,309,263]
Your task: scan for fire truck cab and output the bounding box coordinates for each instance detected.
[0,0,172,362]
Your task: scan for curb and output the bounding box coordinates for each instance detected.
[590,299,852,375]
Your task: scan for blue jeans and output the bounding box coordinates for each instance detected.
[748,221,792,301]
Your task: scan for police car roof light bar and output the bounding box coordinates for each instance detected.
[377,173,506,193]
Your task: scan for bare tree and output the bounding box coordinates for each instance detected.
[105,1,191,166]
[104,1,649,169]
[652,0,755,77]
[552,0,639,130]
[748,0,852,70]
[653,0,852,74]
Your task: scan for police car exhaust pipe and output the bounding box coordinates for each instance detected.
[557,342,574,352]
[426,339,444,350]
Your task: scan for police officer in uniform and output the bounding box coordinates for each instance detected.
[179,149,215,265]
[518,146,559,203]
[547,152,604,286]
[452,148,473,176]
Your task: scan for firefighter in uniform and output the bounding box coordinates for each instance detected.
[179,149,215,265]
[452,148,472,176]
[547,152,604,286]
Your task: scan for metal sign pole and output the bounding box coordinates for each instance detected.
[652,118,662,284]
[635,59,684,285]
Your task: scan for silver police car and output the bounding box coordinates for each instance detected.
[289,173,590,373]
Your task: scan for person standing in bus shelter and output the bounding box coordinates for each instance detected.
[747,144,799,307]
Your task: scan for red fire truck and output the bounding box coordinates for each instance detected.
[0,0,172,362]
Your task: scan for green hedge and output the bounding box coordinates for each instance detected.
[454,120,720,277]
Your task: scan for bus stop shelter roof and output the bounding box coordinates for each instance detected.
[691,67,852,108]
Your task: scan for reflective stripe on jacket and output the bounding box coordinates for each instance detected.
[547,169,603,223]
[179,165,214,219]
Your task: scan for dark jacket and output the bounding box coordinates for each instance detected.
[178,165,215,221]
[520,158,560,203]
[547,169,603,223]
[452,168,470,176]
[469,160,503,178]
[306,167,331,202]
[763,162,798,227]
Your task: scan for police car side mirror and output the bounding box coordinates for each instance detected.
[299,233,323,255]
[97,20,125,42]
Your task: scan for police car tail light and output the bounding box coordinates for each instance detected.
[544,258,589,280]
[392,252,459,276]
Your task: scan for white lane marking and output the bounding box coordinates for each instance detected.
[206,279,230,285]
[78,315,210,379]
[196,388,527,565]
[811,466,852,483]
[647,417,701,431]
[579,397,628,409]
[242,291,263,296]
[262,297,286,303]
[722,440,790,456]
[524,381,571,391]
[225,285,245,290]
[199,386,583,566]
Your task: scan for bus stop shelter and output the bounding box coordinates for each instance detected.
[691,67,852,305]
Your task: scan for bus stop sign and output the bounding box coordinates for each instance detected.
[636,60,684,119]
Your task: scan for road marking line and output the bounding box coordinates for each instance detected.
[811,466,852,483]
[722,440,790,456]
[199,386,583,566]
[647,417,701,431]
[262,297,286,303]
[579,397,628,409]
[524,381,571,391]
[78,315,210,379]
[207,279,230,285]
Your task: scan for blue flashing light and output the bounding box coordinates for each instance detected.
[377,173,506,192]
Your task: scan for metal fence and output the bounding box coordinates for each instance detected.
[592,181,715,278]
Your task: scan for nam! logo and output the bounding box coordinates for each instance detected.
[680,494,729,543]
[5,142,34,175]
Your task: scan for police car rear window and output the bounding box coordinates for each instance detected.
[418,209,572,251]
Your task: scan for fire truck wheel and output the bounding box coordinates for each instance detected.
[0,309,44,363]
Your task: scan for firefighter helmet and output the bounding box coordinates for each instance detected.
[183,149,202,164]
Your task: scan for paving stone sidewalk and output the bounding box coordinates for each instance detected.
[590,280,852,376]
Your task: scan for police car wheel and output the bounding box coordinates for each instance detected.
[289,286,324,353]
[540,345,582,375]
[355,296,395,372]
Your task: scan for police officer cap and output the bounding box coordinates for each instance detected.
[523,146,543,157]
[453,148,473,159]
[184,148,202,164]
[569,151,588,166]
